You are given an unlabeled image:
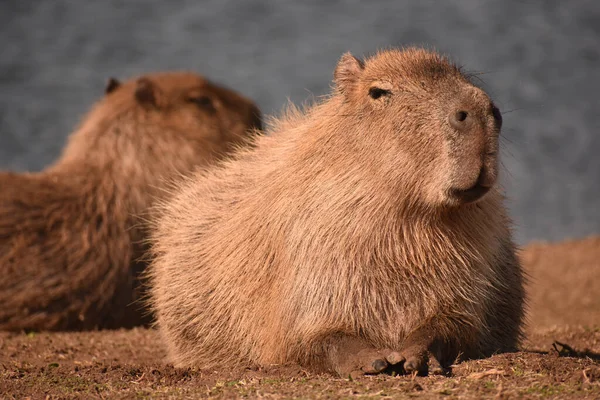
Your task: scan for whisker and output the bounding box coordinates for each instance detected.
[502,108,528,114]
[468,71,493,76]
[500,134,516,145]
[500,159,514,180]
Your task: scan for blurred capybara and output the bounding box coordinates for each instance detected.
[150,48,525,377]
[521,235,600,328]
[0,72,262,331]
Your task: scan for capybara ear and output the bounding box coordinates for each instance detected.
[134,77,157,107]
[105,77,121,94]
[334,52,365,95]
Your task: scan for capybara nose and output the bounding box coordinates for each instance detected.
[449,109,474,132]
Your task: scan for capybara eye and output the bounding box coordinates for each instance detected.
[189,96,215,111]
[456,111,468,122]
[368,87,391,100]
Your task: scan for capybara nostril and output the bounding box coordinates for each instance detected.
[449,110,471,130]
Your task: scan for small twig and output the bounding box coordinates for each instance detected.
[494,381,504,399]
[583,368,591,385]
[130,372,145,384]
[467,368,505,380]
[552,341,578,357]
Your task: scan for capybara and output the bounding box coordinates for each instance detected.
[150,48,525,377]
[0,72,262,331]
[521,235,600,328]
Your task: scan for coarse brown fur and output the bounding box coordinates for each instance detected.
[0,72,262,331]
[521,235,600,328]
[149,48,526,377]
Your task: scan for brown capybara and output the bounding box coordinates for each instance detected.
[149,48,525,377]
[520,235,600,328]
[0,72,262,331]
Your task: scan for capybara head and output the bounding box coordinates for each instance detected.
[333,48,502,208]
[58,72,262,182]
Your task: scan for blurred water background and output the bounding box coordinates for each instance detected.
[1,1,598,244]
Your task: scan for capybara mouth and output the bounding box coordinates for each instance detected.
[449,167,493,204]
[450,183,491,204]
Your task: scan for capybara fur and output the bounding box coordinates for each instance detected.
[521,235,600,328]
[0,72,262,331]
[150,48,525,377]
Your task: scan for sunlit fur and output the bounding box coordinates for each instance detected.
[149,48,525,374]
[0,72,262,331]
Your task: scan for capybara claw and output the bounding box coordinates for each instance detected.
[403,357,422,373]
[366,358,388,373]
[385,351,405,365]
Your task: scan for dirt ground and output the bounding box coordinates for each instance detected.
[1,236,599,399]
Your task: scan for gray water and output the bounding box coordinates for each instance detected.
[1,1,599,244]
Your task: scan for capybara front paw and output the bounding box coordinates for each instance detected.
[338,348,405,378]
[398,346,447,376]
[402,350,429,374]
[427,353,447,375]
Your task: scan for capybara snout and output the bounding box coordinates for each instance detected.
[441,86,502,205]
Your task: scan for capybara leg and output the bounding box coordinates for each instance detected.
[323,335,404,378]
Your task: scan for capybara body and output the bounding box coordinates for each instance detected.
[150,48,525,377]
[521,235,600,328]
[0,72,262,331]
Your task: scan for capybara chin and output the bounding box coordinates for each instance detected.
[0,72,262,331]
[150,48,525,377]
